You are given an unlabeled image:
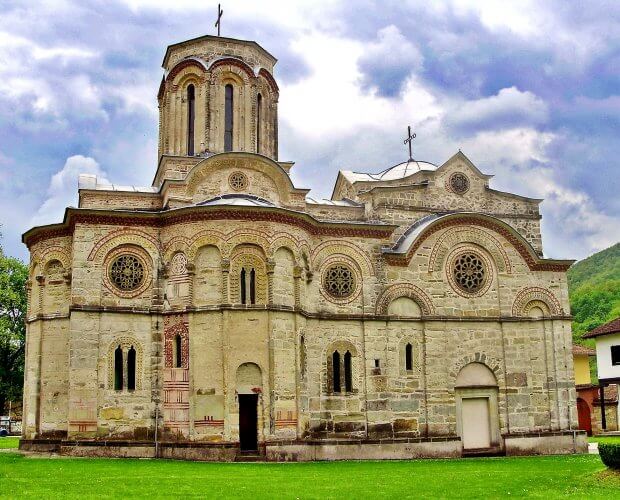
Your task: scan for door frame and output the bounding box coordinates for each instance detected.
[456,387,500,449]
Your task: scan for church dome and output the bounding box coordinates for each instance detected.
[373,159,438,180]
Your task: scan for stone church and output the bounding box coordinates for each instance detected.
[21,34,586,460]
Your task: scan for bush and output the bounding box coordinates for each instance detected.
[599,443,620,469]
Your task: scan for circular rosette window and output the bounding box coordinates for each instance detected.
[320,259,361,303]
[448,172,470,194]
[104,247,151,298]
[446,248,492,297]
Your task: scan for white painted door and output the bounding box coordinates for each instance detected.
[461,397,491,449]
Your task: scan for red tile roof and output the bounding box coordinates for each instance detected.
[582,317,620,339]
[572,344,596,356]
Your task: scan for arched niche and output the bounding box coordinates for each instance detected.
[273,246,296,308]
[236,362,262,394]
[455,362,498,388]
[193,245,222,306]
[387,297,422,317]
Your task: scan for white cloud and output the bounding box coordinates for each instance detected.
[31,155,109,227]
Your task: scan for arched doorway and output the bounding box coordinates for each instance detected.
[236,363,262,452]
[455,362,500,450]
[577,398,592,436]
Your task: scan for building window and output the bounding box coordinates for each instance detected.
[240,267,256,305]
[329,349,354,394]
[114,346,123,391]
[453,252,486,293]
[224,84,233,151]
[256,93,262,154]
[612,345,620,366]
[323,264,355,299]
[109,254,145,292]
[187,84,195,156]
[332,351,341,393]
[127,347,136,391]
[174,334,183,368]
[405,343,413,371]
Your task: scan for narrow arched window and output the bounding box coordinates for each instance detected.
[256,93,262,154]
[224,84,233,151]
[127,347,136,391]
[114,346,123,391]
[175,334,183,368]
[405,343,413,371]
[344,351,352,392]
[187,84,195,156]
[332,351,341,393]
[250,268,256,305]
[240,267,247,304]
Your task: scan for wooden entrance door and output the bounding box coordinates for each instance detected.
[461,397,491,449]
[577,398,592,436]
[239,394,258,451]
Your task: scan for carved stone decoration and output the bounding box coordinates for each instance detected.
[448,172,470,194]
[164,317,190,369]
[375,283,435,315]
[446,247,493,297]
[170,252,188,276]
[323,263,355,298]
[107,338,143,390]
[109,254,145,291]
[228,171,248,191]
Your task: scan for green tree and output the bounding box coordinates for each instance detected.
[0,248,28,415]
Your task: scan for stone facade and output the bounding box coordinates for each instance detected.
[21,34,586,460]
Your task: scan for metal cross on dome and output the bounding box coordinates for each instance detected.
[215,4,223,36]
[404,126,416,161]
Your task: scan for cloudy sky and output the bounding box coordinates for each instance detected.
[0,0,619,261]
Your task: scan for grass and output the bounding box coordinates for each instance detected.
[589,435,620,445]
[0,453,618,499]
[0,436,19,449]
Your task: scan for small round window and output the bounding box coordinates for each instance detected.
[449,172,470,194]
[229,171,248,191]
[109,255,145,292]
[323,264,355,298]
[452,252,486,293]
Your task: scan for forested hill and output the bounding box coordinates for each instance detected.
[568,242,620,343]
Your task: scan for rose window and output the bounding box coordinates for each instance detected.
[229,171,248,191]
[449,172,470,194]
[109,255,145,291]
[453,253,486,293]
[323,264,355,298]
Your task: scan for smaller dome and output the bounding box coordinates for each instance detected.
[373,160,438,181]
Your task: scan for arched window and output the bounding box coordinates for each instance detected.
[187,84,195,156]
[250,268,256,305]
[332,351,341,393]
[344,351,352,392]
[114,346,123,391]
[175,334,182,368]
[240,267,247,304]
[256,93,262,154]
[127,346,136,391]
[224,84,233,151]
[405,343,413,371]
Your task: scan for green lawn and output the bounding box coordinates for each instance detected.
[589,435,620,445]
[0,436,19,449]
[0,453,618,499]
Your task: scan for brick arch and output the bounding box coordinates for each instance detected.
[375,283,435,316]
[258,68,279,93]
[88,228,160,263]
[225,230,271,259]
[311,240,374,276]
[36,246,71,271]
[208,57,256,81]
[428,227,512,274]
[186,230,226,261]
[268,233,305,261]
[512,287,563,316]
[165,58,208,84]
